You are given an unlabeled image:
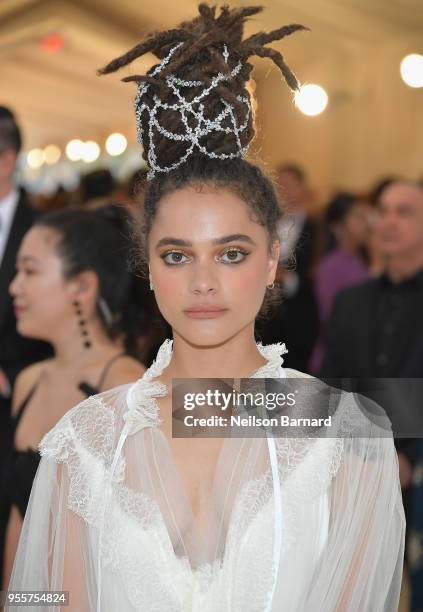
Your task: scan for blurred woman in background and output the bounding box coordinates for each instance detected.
[0,205,150,590]
[310,192,372,373]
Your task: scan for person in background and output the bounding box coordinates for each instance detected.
[320,179,423,379]
[256,163,319,372]
[275,163,319,281]
[80,168,117,209]
[0,106,52,586]
[309,192,372,373]
[366,176,398,277]
[320,180,423,597]
[0,205,148,590]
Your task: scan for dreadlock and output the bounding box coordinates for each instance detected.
[98,3,308,319]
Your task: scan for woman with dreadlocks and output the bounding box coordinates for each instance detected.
[7,4,404,611]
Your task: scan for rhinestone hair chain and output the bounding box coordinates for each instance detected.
[134,43,252,180]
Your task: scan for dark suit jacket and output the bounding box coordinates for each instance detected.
[320,278,423,378]
[320,277,423,470]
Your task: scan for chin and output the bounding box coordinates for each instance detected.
[175,322,253,349]
[16,321,46,341]
[179,332,232,349]
[381,244,406,257]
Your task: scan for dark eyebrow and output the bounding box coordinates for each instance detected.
[155,234,256,248]
[16,255,40,264]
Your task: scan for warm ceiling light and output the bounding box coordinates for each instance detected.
[105,133,127,156]
[44,144,61,165]
[66,139,84,161]
[27,148,45,169]
[41,33,65,54]
[81,141,100,163]
[400,54,423,88]
[294,83,328,116]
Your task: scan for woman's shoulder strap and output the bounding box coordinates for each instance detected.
[95,352,128,392]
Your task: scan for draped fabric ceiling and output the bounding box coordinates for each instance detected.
[1,0,422,192]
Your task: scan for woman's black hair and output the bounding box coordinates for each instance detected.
[321,192,361,253]
[98,4,308,318]
[34,205,164,361]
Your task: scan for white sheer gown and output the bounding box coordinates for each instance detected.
[7,340,405,611]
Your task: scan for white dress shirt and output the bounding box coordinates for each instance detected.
[0,187,19,267]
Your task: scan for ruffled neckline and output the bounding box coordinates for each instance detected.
[124,339,288,435]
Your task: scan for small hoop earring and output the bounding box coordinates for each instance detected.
[267,282,275,290]
[73,299,92,349]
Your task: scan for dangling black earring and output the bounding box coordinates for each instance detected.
[73,299,92,349]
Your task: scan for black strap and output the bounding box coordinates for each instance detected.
[12,377,42,428]
[95,352,127,392]
[15,354,127,412]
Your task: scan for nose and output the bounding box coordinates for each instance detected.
[9,271,19,297]
[189,261,218,295]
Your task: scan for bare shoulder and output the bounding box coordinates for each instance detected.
[101,355,146,391]
[12,359,52,416]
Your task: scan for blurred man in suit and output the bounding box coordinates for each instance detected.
[320,180,423,591]
[0,106,51,583]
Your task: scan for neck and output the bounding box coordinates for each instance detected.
[50,318,122,369]
[385,251,423,283]
[0,181,15,201]
[164,325,268,380]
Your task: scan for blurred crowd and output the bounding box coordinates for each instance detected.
[1,105,423,609]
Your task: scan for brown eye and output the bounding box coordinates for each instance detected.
[220,248,249,264]
[161,251,189,265]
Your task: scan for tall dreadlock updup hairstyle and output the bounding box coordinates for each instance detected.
[98,3,308,317]
[99,4,306,171]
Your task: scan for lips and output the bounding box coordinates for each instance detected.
[13,304,26,316]
[184,306,228,319]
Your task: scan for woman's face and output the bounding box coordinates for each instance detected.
[148,185,279,347]
[9,226,77,341]
[341,201,371,247]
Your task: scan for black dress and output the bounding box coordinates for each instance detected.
[0,353,127,588]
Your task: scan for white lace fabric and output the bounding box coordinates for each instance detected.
[7,340,405,611]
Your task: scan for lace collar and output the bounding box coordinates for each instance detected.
[124,339,288,435]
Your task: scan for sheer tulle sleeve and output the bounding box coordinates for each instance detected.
[325,432,405,611]
[272,390,406,611]
[5,387,132,612]
[6,455,93,611]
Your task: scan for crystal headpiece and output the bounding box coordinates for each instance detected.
[134,44,252,180]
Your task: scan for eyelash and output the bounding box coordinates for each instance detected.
[160,248,250,266]
[16,268,35,276]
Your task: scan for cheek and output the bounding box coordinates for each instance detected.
[396,219,415,237]
[350,219,365,237]
[229,259,267,296]
[29,275,69,311]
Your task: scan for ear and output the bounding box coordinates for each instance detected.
[267,239,280,284]
[67,270,99,306]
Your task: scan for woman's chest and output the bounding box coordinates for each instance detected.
[158,395,225,522]
[14,383,85,451]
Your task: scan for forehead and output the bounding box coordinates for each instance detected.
[18,226,60,258]
[152,186,264,239]
[380,183,423,207]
